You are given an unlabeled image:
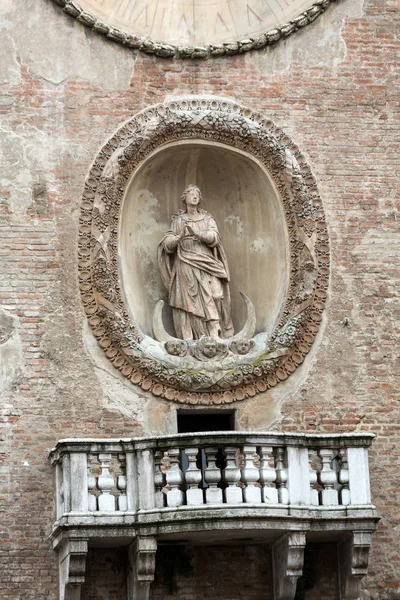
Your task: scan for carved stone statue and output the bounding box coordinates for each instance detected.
[158,185,234,340]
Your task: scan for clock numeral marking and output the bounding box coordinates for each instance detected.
[177,13,192,34]
[132,3,149,26]
[112,0,131,19]
[247,4,262,25]
[270,0,291,9]
[214,12,230,33]
[159,7,165,29]
[109,0,141,21]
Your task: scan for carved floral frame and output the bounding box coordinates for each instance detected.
[79,97,329,405]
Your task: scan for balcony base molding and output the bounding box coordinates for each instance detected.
[273,532,306,600]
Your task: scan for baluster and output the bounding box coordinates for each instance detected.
[87,471,97,511]
[184,448,203,506]
[275,447,289,504]
[339,449,350,506]
[223,447,242,504]
[241,445,261,504]
[259,446,278,503]
[308,450,320,506]
[204,447,223,504]
[87,453,100,511]
[117,475,127,510]
[165,448,184,507]
[116,454,127,511]
[98,453,116,511]
[154,451,165,508]
[319,449,339,505]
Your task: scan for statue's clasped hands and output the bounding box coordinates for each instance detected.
[176,225,207,243]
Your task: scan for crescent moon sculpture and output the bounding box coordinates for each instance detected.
[152,292,256,343]
[230,292,256,341]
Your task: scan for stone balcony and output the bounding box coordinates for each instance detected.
[49,432,379,600]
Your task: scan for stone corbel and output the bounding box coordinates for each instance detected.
[59,537,88,600]
[272,532,306,600]
[127,536,158,600]
[338,531,373,600]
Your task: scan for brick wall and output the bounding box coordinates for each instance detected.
[82,549,128,600]
[0,0,399,597]
[151,544,272,600]
[78,543,340,599]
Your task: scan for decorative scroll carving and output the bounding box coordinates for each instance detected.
[51,0,338,59]
[78,97,330,405]
[272,532,306,600]
[59,538,88,600]
[127,537,157,600]
[338,532,373,600]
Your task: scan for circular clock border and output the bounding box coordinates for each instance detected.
[52,0,338,59]
[79,97,329,405]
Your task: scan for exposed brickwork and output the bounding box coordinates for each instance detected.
[151,544,272,600]
[0,0,399,597]
[82,549,128,600]
[81,543,339,599]
[303,543,338,600]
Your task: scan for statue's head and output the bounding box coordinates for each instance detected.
[181,184,203,209]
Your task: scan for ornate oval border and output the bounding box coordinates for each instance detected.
[79,97,329,405]
[52,0,337,59]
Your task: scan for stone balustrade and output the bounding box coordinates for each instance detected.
[50,432,374,518]
[49,432,378,600]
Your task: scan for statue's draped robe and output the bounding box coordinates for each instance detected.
[158,211,234,340]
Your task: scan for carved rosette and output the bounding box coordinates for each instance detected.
[79,97,329,405]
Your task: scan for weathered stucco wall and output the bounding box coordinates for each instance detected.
[0,0,399,597]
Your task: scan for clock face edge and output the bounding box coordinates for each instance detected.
[52,0,335,58]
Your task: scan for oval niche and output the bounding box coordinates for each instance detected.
[120,141,289,340]
[79,97,329,405]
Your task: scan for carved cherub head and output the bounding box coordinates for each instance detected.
[229,338,255,355]
[165,339,187,357]
[201,337,218,358]
[190,336,228,361]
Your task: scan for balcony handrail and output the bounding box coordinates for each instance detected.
[49,431,375,463]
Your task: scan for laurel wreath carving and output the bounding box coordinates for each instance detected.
[51,0,338,59]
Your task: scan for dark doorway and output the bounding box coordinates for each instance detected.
[177,411,235,433]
